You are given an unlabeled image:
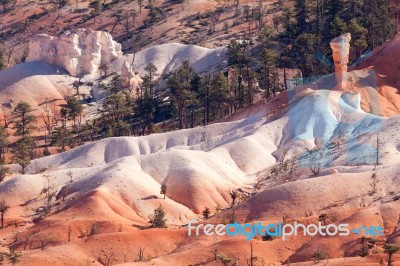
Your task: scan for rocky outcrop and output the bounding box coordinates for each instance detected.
[28,29,122,77]
[330,33,351,74]
[120,61,142,91]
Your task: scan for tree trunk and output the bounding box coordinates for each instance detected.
[111,20,119,33]
[178,105,183,129]
[388,253,393,266]
[283,67,288,91]
[266,67,270,99]
[206,85,210,124]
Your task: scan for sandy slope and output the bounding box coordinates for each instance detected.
[0,62,73,106]
[353,34,400,115]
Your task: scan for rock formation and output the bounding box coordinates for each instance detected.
[28,29,122,77]
[120,61,142,91]
[330,33,351,74]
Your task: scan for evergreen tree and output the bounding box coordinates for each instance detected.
[11,102,36,137]
[142,63,159,95]
[0,161,8,183]
[0,200,9,228]
[210,72,230,120]
[0,126,8,162]
[278,46,293,91]
[99,75,123,95]
[294,0,310,33]
[13,136,36,173]
[368,0,394,48]
[65,97,83,125]
[0,42,6,70]
[52,126,72,152]
[160,184,166,199]
[149,205,166,228]
[167,60,198,129]
[384,244,400,266]
[280,7,296,45]
[133,92,157,135]
[92,0,102,23]
[227,40,252,108]
[292,33,319,77]
[258,27,279,99]
[98,93,132,137]
[329,16,347,38]
[347,18,368,58]
[202,207,211,219]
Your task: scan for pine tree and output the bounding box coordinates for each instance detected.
[258,27,279,99]
[167,60,198,129]
[0,126,8,162]
[142,63,158,96]
[210,72,230,120]
[11,102,36,137]
[13,136,36,173]
[329,16,347,38]
[99,75,123,95]
[280,7,296,45]
[384,244,400,266]
[292,33,319,77]
[227,40,252,108]
[347,18,368,58]
[149,205,166,228]
[363,0,394,48]
[65,97,83,125]
[0,42,6,70]
[202,207,211,219]
[52,125,72,152]
[134,92,156,135]
[0,200,9,228]
[294,0,310,33]
[160,184,166,199]
[98,93,132,137]
[0,161,8,183]
[92,0,102,24]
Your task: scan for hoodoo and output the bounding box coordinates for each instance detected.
[28,29,122,77]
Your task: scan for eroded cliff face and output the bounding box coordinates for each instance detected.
[28,28,122,77]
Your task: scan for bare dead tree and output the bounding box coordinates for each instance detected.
[246,241,256,266]
[67,225,72,242]
[137,246,145,261]
[110,10,123,33]
[123,9,137,34]
[229,189,238,207]
[371,132,380,193]
[99,252,115,266]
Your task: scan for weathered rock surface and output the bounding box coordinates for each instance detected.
[120,61,142,91]
[28,28,122,77]
[330,33,351,74]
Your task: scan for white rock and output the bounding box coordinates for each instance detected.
[120,61,142,90]
[28,28,122,77]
